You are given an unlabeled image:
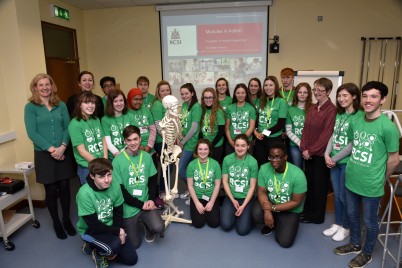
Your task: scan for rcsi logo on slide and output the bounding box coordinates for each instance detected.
[167,26,197,57]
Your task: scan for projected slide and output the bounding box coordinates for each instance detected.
[161,6,268,96]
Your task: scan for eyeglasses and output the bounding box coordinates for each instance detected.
[102,83,115,88]
[312,88,326,93]
[268,155,285,161]
[203,96,214,100]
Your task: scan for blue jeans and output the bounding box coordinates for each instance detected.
[178,149,194,184]
[77,166,89,185]
[289,146,303,169]
[220,196,254,236]
[346,188,381,255]
[330,163,349,228]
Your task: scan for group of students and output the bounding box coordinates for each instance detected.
[24,68,399,268]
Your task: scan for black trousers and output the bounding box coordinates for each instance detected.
[303,155,330,223]
[252,201,301,248]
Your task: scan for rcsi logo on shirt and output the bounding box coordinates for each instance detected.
[96,198,113,221]
[228,165,250,187]
[351,130,376,165]
[293,115,305,136]
[193,169,213,189]
[231,111,250,130]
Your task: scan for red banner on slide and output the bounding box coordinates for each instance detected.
[197,23,263,55]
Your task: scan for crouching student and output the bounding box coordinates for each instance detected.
[221,134,258,236]
[76,158,138,268]
[112,125,164,249]
[187,139,222,228]
[252,142,307,248]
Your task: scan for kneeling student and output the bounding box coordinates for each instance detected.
[76,158,138,267]
[187,139,222,228]
[252,142,307,248]
[113,125,164,249]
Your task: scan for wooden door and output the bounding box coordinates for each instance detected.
[45,58,80,102]
[41,22,80,103]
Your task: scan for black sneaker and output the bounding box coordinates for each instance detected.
[348,252,372,268]
[144,223,155,243]
[261,226,273,236]
[334,243,362,256]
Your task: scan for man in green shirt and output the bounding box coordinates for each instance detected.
[252,142,306,248]
[76,158,138,268]
[334,81,400,268]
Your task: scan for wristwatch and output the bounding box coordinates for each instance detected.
[271,205,277,212]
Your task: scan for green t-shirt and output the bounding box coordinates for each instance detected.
[251,97,260,110]
[181,102,202,151]
[346,114,400,197]
[226,102,256,140]
[280,88,295,106]
[286,106,306,146]
[186,157,222,199]
[256,97,287,137]
[101,113,135,160]
[201,109,225,147]
[129,107,155,151]
[143,93,155,110]
[76,179,124,235]
[151,100,166,143]
[102,96,107,112]
[219,96,233,113]
[69,117,105,167]
[258,162,307,213]
[330,110,364,164]
[222,153,258,199]
[113,150,157,218]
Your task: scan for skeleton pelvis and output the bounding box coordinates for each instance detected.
[172,145,182,158]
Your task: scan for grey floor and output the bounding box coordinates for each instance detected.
[0,178,400,268]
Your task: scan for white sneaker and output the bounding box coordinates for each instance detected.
[323,224,340,237]
[184,198,190,206]
[332,227,350,242]
[180,191,189,199]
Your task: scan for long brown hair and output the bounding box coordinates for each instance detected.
[260,76,281,110]
[201,88,222,133]
[28,73,60,106]
[105,89,128,116]
[73,91,97,121]
[292,82,313,112]
[336,83,362,114]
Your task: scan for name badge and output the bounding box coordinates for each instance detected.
[202,195,210,201]
[234,129,241,135]
[133,189,143,196]
[334,143,341,150]
[140,126,148,134]
[262,129,271,137]
[235,186,244,193]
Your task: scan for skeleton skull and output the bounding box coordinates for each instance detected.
[162,95,179,113]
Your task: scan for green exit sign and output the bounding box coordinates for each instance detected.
[50,5,70,21]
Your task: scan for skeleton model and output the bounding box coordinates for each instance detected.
[159,95,192,226]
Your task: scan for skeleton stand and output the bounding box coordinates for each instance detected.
[159,95,191,228]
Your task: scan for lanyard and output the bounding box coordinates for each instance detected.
[197,158,210,191]
[281,87,292,104]
[181,106,188,126]
[123,150,143,185]
[203,111,210,131]
[266,98,275,126]
[273,162,288,202]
